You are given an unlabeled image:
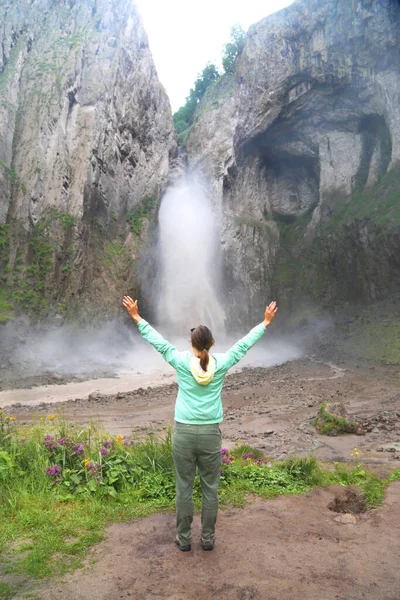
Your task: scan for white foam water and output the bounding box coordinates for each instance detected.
[156,175,225,334]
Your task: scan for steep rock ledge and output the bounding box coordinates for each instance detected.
[187,0,400,326]
[0,0,175,321]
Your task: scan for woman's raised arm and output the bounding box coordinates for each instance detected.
[219,301,278,371]
[122,296,182,368]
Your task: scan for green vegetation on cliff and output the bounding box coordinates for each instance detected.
[173,25,245,141]
[0,209,77,320]
[173,63,220,135]
[274,165,400,308]
[126,195,158,236]
[343,307,400,366]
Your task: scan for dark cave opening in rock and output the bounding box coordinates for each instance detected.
[239,125,321,221]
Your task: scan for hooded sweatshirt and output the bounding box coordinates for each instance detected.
[190,355,216,385]
[136,320,267,424]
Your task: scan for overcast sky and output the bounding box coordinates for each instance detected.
[135,0,295,112]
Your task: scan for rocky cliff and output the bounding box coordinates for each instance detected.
[187,0,400,327]
[0,0,175,322]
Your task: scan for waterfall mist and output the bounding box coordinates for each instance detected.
[156,175,226,334]
[0,174,317,392]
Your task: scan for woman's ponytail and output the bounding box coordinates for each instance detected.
[191,326,215,372]
[199,348,209,372]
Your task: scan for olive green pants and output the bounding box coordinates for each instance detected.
[172,422,222,545]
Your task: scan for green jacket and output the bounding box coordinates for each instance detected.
[137,320,267,424]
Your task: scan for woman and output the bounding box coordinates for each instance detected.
[122,296,278,552]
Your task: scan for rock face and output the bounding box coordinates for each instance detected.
[187,0,400,326]
[0,0,175,319]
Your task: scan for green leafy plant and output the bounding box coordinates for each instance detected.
[0,450,13,481]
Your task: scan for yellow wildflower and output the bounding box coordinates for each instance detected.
[8,416,16,421]
[83,458,90,468]
[47,415,56,421]
[116,434,123,444]
[66,469,71,474]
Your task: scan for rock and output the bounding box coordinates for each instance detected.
[0,0,175,313]
[324,402,349,420]
[88,392,107,402]
[186,0,400,320]
[334,514,358,525]
[356,427,367,436]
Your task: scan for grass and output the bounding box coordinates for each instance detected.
[0,415,398,598]
[343,308,400,365]
[0,582,18,599]
[312,402,358,435]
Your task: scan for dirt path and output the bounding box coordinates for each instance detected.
[29,482,400,600]
[4,358,400,599]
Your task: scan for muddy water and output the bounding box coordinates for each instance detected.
[0,369,173,409]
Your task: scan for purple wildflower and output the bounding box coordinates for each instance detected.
[72,443,85,455]
[242,452,254,460]
[102,440,114,448]
[45,464,61,477]
[220,472,225,477]
[256,457,263,464]
[44,434,56,451]
[221,448,229,456]
[100,448,109,456]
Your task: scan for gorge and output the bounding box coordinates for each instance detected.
[0,0,400,363]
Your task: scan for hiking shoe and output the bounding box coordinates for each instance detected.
[200,538,214,551]
[175,536,191,552]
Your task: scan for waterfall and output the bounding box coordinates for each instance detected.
[156,175,226,335]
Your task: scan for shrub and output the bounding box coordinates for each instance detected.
[172,63,220,135]
[222,24,246,74]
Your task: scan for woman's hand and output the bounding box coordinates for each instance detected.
[263,301,278,327]
[122,296,142,323]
